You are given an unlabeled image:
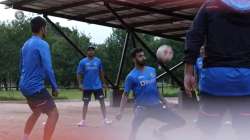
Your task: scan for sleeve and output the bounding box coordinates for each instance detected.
[124,75,133,94]
[39,43,58,91]
[77,61,84,75]
[184,2,208,64]
[153,68,157,77]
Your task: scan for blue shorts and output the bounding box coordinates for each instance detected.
[25,88,56,114]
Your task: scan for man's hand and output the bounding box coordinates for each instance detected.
[184,64,196,97]
[184,73,196,97]
[52,89,59,97]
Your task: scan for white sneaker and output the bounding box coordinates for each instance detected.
[77,120,86,127]
[104,118,112,125]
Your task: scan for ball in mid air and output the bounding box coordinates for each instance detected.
[156,45,174,63]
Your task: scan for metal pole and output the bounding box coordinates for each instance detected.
[115,32,130,87]
[44,14,85,56]
[131,34,137,48]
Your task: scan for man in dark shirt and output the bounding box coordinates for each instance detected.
[184,0,250,139]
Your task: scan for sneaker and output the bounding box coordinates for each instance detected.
[77,120,86,127]
[104,118,112,125]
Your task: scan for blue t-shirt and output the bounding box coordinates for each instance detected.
[19,36,58,96]
[200,67,250,96]
[77,57,103,90]
[124,66,161,106]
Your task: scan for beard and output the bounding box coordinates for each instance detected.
[136,59,145,67]
[87,54,94,58]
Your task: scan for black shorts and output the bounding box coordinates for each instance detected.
[197,93,250,135]
[132,104,185,129]
[82,89,105,102]
[25,88,56,114]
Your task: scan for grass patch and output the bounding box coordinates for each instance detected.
[0,87,179,101]
[160,86,179,97]
[0,89,83,101]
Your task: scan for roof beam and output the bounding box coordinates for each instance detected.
[78,0,173,18]
[12,6,183,41]
[129,18,182,27]
[79,0,199,22]
[166,33,186,38]
[81,7,129,18]
[106,0,195,20]
[11,0,39,8]
[98,12,151,22]
[44,0,101,13]
[152,26,189,34]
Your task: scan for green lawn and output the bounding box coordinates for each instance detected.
[160,86,179,97]
[0,89,83,101]
[0,87,179,101]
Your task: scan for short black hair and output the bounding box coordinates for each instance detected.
[130,48,144,58]
[31,16,46,33]
[87,46,95,51]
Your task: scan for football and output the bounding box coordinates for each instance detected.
[156,45,174,63]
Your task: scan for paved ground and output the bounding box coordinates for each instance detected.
[0,98,240,140]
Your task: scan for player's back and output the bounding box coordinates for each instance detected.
[19,36,48,96]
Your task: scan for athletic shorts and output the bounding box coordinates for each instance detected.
[132,104,185,129]
[25,88,56,114]
[82,89,105,102]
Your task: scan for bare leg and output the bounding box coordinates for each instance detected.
[23,112,41,140]
[82,102,89,120]
[43,107,59,140]
[99,99,107,119]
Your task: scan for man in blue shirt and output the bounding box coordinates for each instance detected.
[116,48,185,140]
[77,46,112,126]
[184,0,250,139]
[19,17,59,140]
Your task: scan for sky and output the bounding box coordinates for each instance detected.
[0,4,113,44]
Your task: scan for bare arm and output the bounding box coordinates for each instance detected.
[77,73,83,90]
[100,69,107,87]
[184,63,196,97]
[116,92,129,120]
